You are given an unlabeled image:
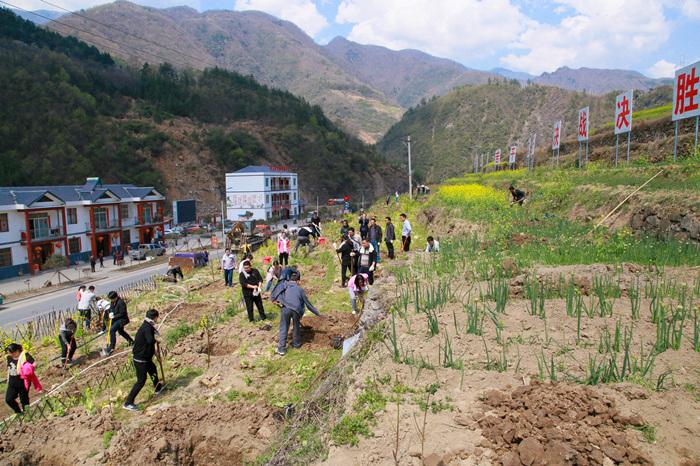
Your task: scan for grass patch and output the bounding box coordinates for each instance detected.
[259,348,340,407]
[633,424,656,443]
[102,430,114,449]
[331,378,387,446]
[165,321,196,347]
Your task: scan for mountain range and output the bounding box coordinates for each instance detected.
[0,7,401,214]
[37,1,670,143]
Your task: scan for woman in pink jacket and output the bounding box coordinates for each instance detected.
[348,273,369,315]
[277,232,290,266]
[6,343,41,415]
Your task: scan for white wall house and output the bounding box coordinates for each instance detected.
[225,166,299,222]
[0,177,165,279]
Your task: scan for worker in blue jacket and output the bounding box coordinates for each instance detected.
[271,272,322,355]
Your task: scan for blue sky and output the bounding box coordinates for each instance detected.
[15,0,700,77]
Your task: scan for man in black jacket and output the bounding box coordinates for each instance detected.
[368,217,382,263]
[123,309,163,411]
[240,261,267,322]
[384,217,395,259]
[104,291,134,356]
[334,235,354,287]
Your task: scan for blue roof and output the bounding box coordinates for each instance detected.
[0,178,162,206]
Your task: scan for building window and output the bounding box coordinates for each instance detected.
[122,230,131,245]
[293,193,297,201]
[67,208,77,225]
[0,213,8,232]
[68,237,81,254]
[93,207,108,229]
[266,195,270,204]
[0,248,11,267]
[120,204,129,219]
[265,178,269,187]
[293,178,296,187]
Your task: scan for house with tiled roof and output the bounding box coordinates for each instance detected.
[0,177,165,279]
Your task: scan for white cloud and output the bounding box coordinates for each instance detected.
[647,59,676,78]
[234,0,328,37]
[680,0,700,18]
[501,0,672,74]
[335,0,526,60]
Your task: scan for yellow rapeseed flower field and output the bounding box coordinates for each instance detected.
[438,184,503,207]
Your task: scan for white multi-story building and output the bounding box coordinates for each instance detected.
[225,166,299,222]
[0,177,165,279]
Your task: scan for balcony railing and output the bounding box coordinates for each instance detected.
[86,219,121,232]
[137,215,164,226]
[20,226,65,242]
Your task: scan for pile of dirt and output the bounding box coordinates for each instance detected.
[107,401,276,465]
[0,406,120,465]
[476,382,652,465]
[297,313,358,349]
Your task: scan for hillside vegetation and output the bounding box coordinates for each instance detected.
[47,1,404,143]
[0,8,400,210]
[379,80,673,183]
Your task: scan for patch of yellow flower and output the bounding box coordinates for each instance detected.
[438,184,503,207]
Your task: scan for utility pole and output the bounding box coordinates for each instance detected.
[220,199,226,246]
[406,136,413,200]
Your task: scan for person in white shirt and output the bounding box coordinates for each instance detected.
[78,285,96,330]
[400,213,412,252]
[221,248,237,287]
[425,236,440,253]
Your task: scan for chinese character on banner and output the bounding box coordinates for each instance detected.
[509,146,517,164]
[615,90,633,134]
[672,61,700,121]
[578,107,589,141]
[552,121,561,150]
[494,149,501,164]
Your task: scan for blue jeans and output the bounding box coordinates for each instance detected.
[370,240,380,263]
[278,307,301,352]
[223,268,233,287]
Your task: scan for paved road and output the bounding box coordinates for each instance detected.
[0,262,168,329]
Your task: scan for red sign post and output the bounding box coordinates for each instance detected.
[672,61,700,161]
[552,121,562,166]
[578,107,589,167]
[509,145,517,168]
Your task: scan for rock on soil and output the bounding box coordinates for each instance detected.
[477,381,653,465]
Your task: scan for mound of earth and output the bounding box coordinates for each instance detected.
[107,401,276,465]
[297,313,358,349]
[477,382,653,465]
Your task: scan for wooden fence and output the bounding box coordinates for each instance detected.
[6,277,157,342]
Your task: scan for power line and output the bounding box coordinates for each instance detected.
[1,1,193,68]
[35,0,215,68]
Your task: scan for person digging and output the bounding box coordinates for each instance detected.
[509,185,527,207]
[102,291,133,357]
[123,309,164,412]
[271,271,322,356]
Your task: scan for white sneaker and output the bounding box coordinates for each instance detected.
[122,403,139,412]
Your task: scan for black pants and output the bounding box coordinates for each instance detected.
[359,266,374,285]
[385,240,395,259]
[279,252,289,266]
[109,318,133,351]
[402,235,411,252]
[60,334,77,363]
[6,384,29,414]
[243,293,266,321]
[125,359,160,405]
[341,260,351,287]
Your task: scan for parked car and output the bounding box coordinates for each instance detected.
[129,243,166,260]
